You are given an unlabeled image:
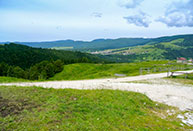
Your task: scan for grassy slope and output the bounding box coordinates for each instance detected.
[50,61,182,80]
[0,86,191,130]
[95,39,184,54]
[98,38,193,61]
[0,76,30,83]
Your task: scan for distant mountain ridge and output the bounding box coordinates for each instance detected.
[0,34,193,51]
[0,38,151,50]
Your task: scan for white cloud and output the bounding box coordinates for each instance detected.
[157,0,193,27]
[118,0,143,8]
[91,12,103,18]
[124,11,151,27]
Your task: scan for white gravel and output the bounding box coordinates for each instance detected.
[1,70,193,111]
[177,113,193,126]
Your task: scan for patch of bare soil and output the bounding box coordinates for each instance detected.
[0,96,37,117]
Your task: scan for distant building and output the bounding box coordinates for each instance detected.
[177,57,187,63]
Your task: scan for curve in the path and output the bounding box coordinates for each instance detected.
[1,70,193,110]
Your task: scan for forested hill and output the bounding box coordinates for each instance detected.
[1,34,193,51]
[0,38,150,51]
[0,43,106,69]
[97,34,193,62]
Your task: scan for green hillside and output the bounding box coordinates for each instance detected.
[11,38,149,51]
[98,36,193,62]
[50,61,184,80]
[0,43,106,69]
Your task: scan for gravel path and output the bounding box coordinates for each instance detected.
[1,70,193,111]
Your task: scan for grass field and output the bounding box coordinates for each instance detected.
[0,86,191,130]
[50,61,188,80]
[0,76,30,83]
[50,47,74,50]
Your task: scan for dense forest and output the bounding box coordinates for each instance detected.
[0,43,107,69]
[0,60,64,80]
[0,43,108,80]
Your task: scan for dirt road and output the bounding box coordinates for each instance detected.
[1,70,193,111]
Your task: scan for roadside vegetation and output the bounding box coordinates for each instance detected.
[0,86,191,130]
[167,73,193,85]
[0,77,30,83]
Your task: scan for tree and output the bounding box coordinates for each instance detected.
[12,66,25,78]
[53,60,64,73]
[81,57,89,63]
[45,63,55,78]
[39,70,47,80]
[0,62,9,76]
[29,66,39,80]
[7,66,14,77]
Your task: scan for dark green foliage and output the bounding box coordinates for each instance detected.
[154,43,193,60]
[7,66,14,77]
[0,62,9,76]
[28,61,55,80]
[27,60,65,80]
[12,66,25,78]
[0,65,26,79]
[0,60,65,80]
[0,43,106,69]
[53,60,64,73]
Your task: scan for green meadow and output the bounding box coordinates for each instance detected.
[50,61,188,80]
[0,86,191,130]
[0,76,30,83]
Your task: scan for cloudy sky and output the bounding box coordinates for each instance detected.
[0,0,193,41]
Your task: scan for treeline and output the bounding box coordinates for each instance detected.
[0,43,107,69]
[0,60,64,80]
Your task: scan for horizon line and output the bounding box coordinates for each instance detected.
[0,33,193,43]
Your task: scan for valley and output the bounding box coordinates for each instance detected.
[1,0,193,130]
[1,34,193,130]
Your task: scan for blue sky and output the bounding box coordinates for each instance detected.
[0,0,193,41]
